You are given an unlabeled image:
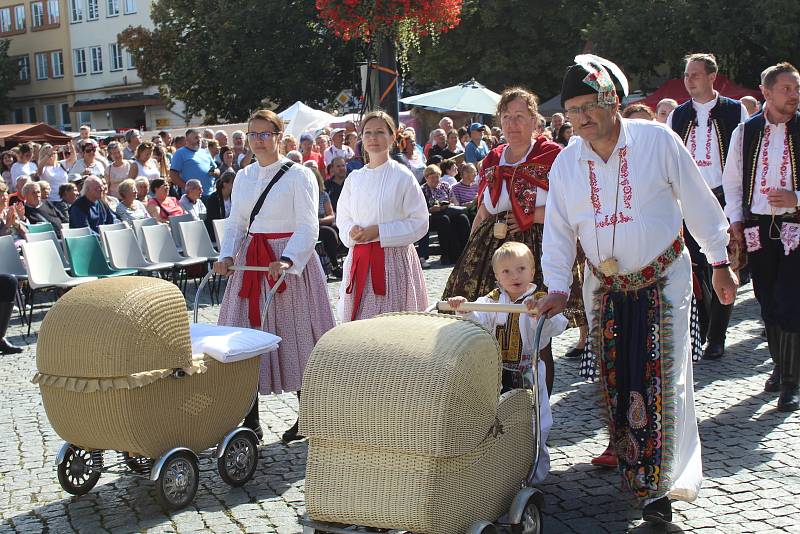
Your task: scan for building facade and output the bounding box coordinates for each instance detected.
[2,0,190,132]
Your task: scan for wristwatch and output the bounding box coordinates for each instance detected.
[279,255,293,267]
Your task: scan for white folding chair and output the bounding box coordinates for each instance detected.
[0,235,28,326]
[104,228,174,274]
[98,222,128,260]
[212,218,227,251]
[142,224,207,291]
[61,227,93,238]
[132,217,159,254]
[168,213,195,251]
[181,220,221,303]
[25,231,69,269]
[21,240,97,335]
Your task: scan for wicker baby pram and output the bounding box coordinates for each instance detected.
[299,307,547,534]
[34,273,280,509]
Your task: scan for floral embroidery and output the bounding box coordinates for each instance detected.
[689,121,713,168]
[619,146,632,208]
[588,148,634,228]
[744,226,762,253]
[588,160,601,214]
[780,222,800,256]
[760,125,790,194]
[588,236,683,292]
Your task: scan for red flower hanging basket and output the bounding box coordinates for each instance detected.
[316,0,463,42]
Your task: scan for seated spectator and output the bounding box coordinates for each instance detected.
[324,128,354,167]
[418,164,470,265]
[299,132,325,174]
[464,123,489,164]
[23,181,67,238]
[134,177,150,203]
[10,143,37,186]
[427,129,448,160]
[309,166,341,277]
[39,181,53,205]
[218,145,237,174]
[53,183,78,221]
[556,122,574,147]
[115,179,150,224]
[451,163,479,206]
[325,156,348,212]
[105,141,131,197]
[179,179,207,220]
[70,141,107,177]
[0,181,26,241]
[9,176,30,205]
[69,176,116,234]
[204,170,235,242]
[146,178,186,223]
[396,129,427,182]
[439,159,459,187]
[441,129,465,160]
[1,150,16,184]
[280,134,298,155]
[285,150,303,164]
[622,103,656,120]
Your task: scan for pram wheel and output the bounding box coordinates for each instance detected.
[155,450,199,510]
[519,496,543,534]
[57,445,101,495]
[122,452,152,474]
[467,520,499,534]
[217,431,258,487]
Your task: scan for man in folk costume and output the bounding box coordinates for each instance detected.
[537,55,738,523]
[723,62,800,412]
[667,53,749,361]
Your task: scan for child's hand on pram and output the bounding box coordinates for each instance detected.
[524,298,540,317]
[447,296,467,310]
[213,257,234,276]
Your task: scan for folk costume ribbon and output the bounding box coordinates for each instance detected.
[346,241,386,321]
[239,232,292,328]
[477,138,561,232]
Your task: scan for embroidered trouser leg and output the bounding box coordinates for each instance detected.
[747,217,800,380]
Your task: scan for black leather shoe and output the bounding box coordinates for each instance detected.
[702,342,725,360]
[764,367,781,393]
[777,383,799,412]
[0,338,23,354]
[642,496,672,524]
[281,420,305,445]
[564,345,584,359]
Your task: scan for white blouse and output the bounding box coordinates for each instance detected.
[135,160,161,182]
[336,158,429,249]
[542,118,730,294]
[481,143,548,214]
[40,164,69,201]
[220,157,319,275]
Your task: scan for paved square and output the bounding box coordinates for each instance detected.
[1,266,798,533]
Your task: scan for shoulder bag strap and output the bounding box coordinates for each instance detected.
[248,161,294,231]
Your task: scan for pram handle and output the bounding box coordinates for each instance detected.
[193,268,286,324]
[527,313,547,487]
[433,301,536,314]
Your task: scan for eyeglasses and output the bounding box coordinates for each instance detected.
[565,101,612,119]
[246,131,281,141]
[84,148,96,153]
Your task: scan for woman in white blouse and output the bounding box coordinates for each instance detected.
[213,109,335,445]
[336,110,430,322]
[105,141,131,197]
[37,144,74,201]
[127,142,161,182]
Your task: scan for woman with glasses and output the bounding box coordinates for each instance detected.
[69,142,106,177]
[38,144,75,202]
[442,87,584,395]
[213,109,335,445]
[128,141,161,182]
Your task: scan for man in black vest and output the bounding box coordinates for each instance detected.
[723,62,800,412]
[669,53,749,360]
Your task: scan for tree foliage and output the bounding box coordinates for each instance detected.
[0,39,19,111]
[119,0,361,123]
[409,0,800,100]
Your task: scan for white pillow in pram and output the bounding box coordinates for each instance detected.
[190,323,281,363]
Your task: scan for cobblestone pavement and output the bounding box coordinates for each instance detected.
[1,263,798,533]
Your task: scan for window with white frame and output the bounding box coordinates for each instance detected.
[87,0,98,20]
[109,43,123,71]
[89,46,102,73]
[70,0,82,22]
[51,50,63,77]
[126,48,135,69]
[106,0,119,16]
[14,4,24,29]
[44,104,57,126]
[31,1,44,27]
[35,52,48,80]
[17,56,29,81]
[61,103,72,130]
[123,0,135,14]
[47,0,59,24]
[73,48,86,75]
[0,9,11,33]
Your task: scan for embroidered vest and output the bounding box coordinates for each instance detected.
[670,95,743,168]
[741,110,800,218]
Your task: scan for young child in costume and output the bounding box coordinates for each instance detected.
[448,241,567,482]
